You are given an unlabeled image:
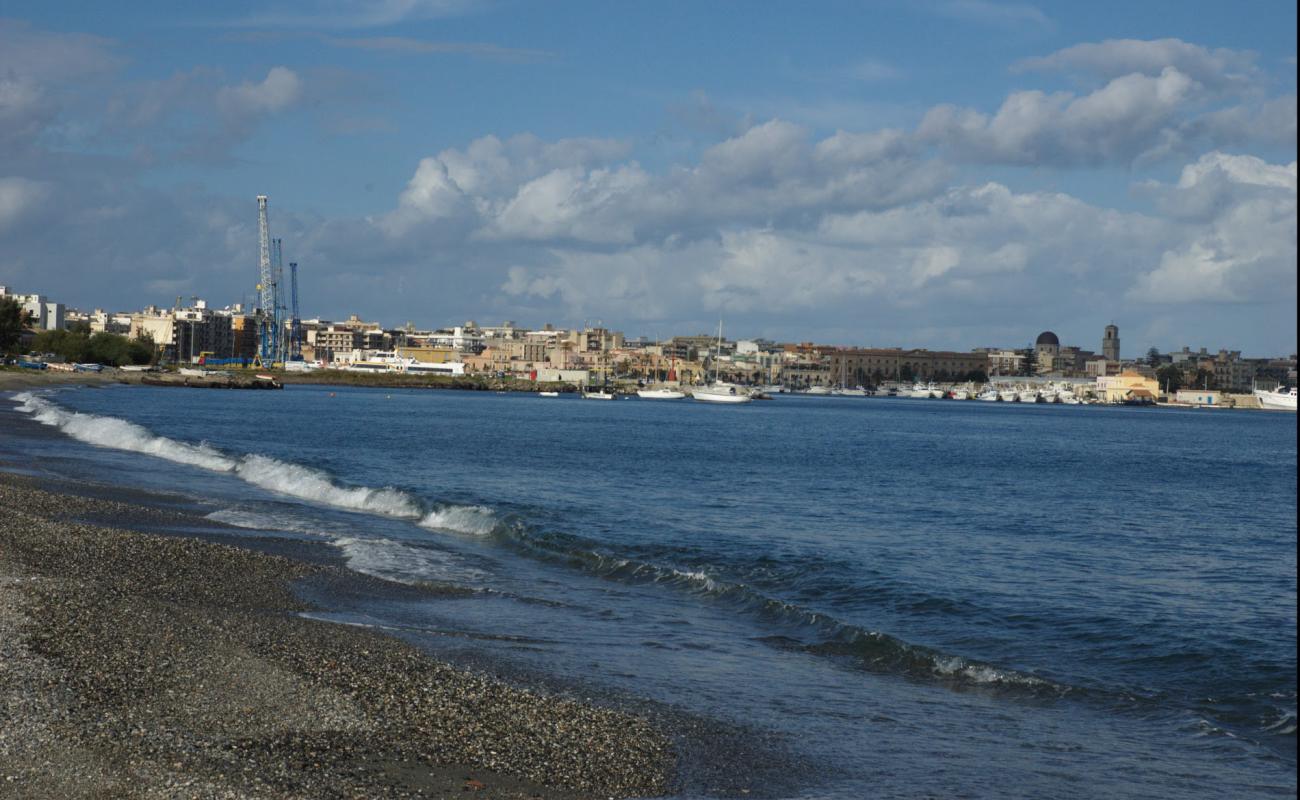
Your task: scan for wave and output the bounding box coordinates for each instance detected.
[13,391,495,531]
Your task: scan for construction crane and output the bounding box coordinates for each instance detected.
[272,237,288,362]
[289,262,302,360]
[255,195,278,365]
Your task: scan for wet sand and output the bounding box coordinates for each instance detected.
[0,475,672,799]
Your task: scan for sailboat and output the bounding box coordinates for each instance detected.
[693,321,753,404]
[832,357,867,396]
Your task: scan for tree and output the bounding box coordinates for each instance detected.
[899,363,915,383]
[0,297,33,354]
[1193,368,1217,390]
[1147,346,1161,366]
[1156,364,1184,393]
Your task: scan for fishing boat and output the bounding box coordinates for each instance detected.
[977,387,1000,402]
[538,391,560,397]
[805,385,832,395]
[582,388,615,400]
[1017,388,1041,404]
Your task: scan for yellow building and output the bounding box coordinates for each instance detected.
[1096,370,1160,404]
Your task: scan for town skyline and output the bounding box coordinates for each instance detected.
[0,2,1295,354]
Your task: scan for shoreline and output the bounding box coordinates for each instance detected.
[0,474,673,799]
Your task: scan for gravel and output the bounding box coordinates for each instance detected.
[0,477,673,799]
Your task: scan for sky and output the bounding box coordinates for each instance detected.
[0,1,1296,356]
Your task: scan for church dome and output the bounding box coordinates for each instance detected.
[1036,331,1060,346]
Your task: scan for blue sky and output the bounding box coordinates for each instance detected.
[1,1,1296,354]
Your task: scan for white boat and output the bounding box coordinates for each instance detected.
[977,387,1000,402]
[909,382,935,399]
[1254,385,1297,411]
[583,390,615,400]
[345,352,466,376]
[693,321,753,404]
[757,384,786,394]
[832,386,868,397]
[1017,389,1040,404]
[538,391,560,397]
[805,385,832,395]
[949,388,970,401]
[637,388,687,400]
[283,359,322,372]
[178,367,208,377]
[693,382,753,404]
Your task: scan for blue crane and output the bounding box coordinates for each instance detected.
[289,262,302,360]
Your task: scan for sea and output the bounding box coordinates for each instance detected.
[2,384,1295,799]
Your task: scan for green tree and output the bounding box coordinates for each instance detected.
[1156,364,1184,393]
[899,363,915,382]
[1147,346,1161,366]
[1193,367,1217,390]
[0,297,33,354]
[31,328,89,362]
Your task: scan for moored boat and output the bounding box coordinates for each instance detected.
[637,387,687,400]
[1254,385,1297,411]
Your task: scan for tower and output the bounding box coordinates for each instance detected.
[1103,324,1120,362]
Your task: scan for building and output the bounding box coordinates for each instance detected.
[1,287,66,331]
[827,348,989,384]
[1102,324,1120,362]
[1096,370,1159,404]
[1035,331,1060,368]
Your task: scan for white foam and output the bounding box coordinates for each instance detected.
[205,507,325,535]
[14,392,236,472]
[13,392,423,520]
[234,454,422,518]
[332,536,486,585]
[419,504,500,536]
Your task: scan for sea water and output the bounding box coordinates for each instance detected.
[3,385,1295,798]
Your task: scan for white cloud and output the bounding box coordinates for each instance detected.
[1129,152,1297,303]
[215,67,303,119]
[918,67,1202,165]
[1015,38,1259,91]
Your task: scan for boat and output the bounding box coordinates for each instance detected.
[949,387,970,401]
[805,385,832,395]
[1254,385,1298,411]
[693,382,753,403]
[832,358,867,396]
[998,388,1018,402]
[538,391,560,397]
[977,387,1000,402]
[693,320,753,404]
[909,382,935,399]
[1017,388,1041,404]
[583,389,615,400]
[637,387,687,400]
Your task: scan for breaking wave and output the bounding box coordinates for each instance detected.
[12,391,496,531]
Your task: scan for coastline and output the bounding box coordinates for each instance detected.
[0,474,672,799]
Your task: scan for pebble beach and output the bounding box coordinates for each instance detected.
[0,475,673,799]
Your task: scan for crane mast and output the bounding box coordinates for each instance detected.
[289,262,302,360]
[255,196,279,364]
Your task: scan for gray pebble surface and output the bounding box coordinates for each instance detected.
[0,477,673,799]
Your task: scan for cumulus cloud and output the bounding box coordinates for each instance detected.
[1128,153,1297,303]
[1014,38,1259,91]
[918,67,1203,166]
[216,67,303,119]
